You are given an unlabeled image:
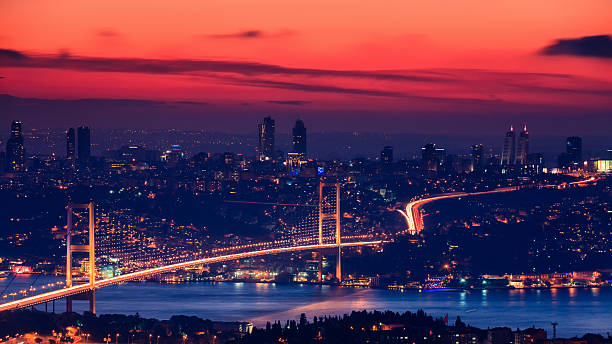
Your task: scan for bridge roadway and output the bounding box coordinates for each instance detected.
[0,241,381,312]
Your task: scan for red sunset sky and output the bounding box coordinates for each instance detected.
[0,0,611,135]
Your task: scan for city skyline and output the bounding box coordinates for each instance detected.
[1,119,610,168]
[1,2,611,342]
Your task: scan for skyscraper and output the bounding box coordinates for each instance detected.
[566,136,582,165]
[77,126,91,164]
[422,143,445,171]
[471,144,484,172]
[500,125,515,166]
[381,146,393,164]
[292,119,307,154]
[66,128,76,159]
[258,117,275,161]
[515,124,529,165]
[6,120,25,172]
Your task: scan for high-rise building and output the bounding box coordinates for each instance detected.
[422,143,445,171]
[381,146,393,164]
[500,125,515,166]
[471,144,484,172]
[515,124,529,165]
[66,128,76,159]
[77,126,91,164]
[292,119,307,154]
[6,120,25,172]
[258,117,275,161]
[566,136,582,164]
[558,137,583,169]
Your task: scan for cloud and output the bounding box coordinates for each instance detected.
[0,48,440,82]
[234,78,405,97]
[173,100,209,105]
[267,100,310,105]
[222,75,504,103]
[206,29,295,39]
[97,29,121,38]
[541,35,612,58]
[0,48,26,60]
[208,30,263,39]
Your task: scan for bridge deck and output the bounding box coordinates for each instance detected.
[0,241,381,312]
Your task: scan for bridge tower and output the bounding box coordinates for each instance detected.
[66,202,96,313]
[318,182,342,283]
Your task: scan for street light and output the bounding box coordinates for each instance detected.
[116,333,120,344]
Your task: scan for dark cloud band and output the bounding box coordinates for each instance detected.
[541,35,612,58]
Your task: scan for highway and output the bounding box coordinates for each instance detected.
[396,176,598,235]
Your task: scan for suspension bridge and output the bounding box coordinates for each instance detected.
[0,182,381,313]
[0,176,598,313]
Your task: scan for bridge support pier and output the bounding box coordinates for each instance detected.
[66,290,95,314]
[318,250,323,283]
[336,245,341,283]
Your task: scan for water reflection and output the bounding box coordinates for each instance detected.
[2,276,611,338]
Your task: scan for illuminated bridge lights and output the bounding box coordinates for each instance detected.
[0,240,381,312]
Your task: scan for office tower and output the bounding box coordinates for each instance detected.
[558,136,583,169]
[5,120,25,172]
[500,125,515,166]
[258,116,275,160]
[77,126,91,164]
[566,136,582,165]
[515,124,529,165]
[292,119,307,154]
[422,143,445,171]
[381,146,393,164]
[66,128,76,159]
[471,144,484,172]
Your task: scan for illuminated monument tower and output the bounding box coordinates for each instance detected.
[515,124,529,165]
[66,202,96,313]
[258,117,275,161]
[500,125,515,166]
[5,120,25,172]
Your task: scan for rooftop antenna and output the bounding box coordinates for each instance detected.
[551,322,558,339]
